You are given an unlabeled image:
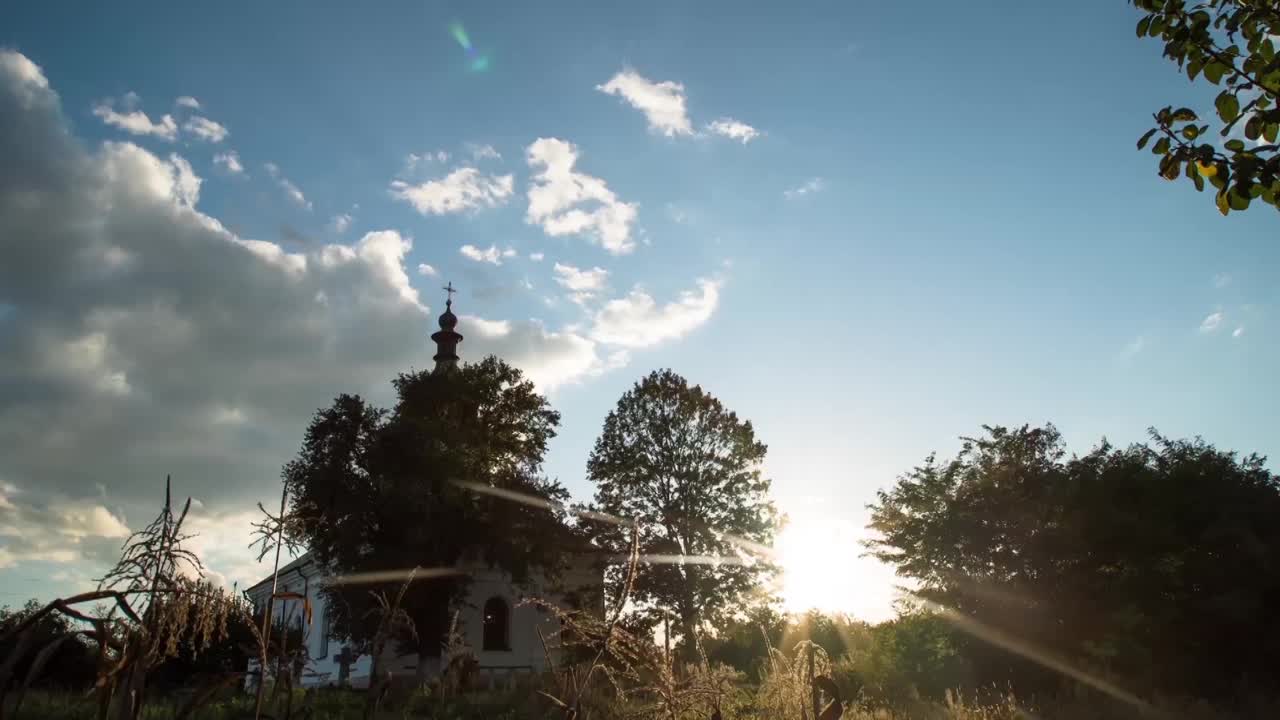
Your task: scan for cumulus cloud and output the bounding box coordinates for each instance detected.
[0,51,447,578]
[591,278,721,348]
[264,162,311,209]
[706,118,760,144]
[390,167,514,215]
[213,150,244,175]
[462,316,610,392]
[467,143,501,161]
[0,483,130,570]
[1199,311,1224,333]
[529,252,544,262]
[553,262,609,297]
[92,97,178,140]
[175,96,201,109]
[526,138,638,255]
[417,263,438,277]
[597,69,693,137]
[784,178,824,199]
[183,115,229,143]
[1213,272,1232,288]
[1233,326,1245,338]
[460,244,517,265]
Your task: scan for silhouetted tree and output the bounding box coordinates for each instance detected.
[584,369,778,660]
[867,424,1280,699]
[0,600,97,692]
[1132,0,1280,215]
[282,356,573,673]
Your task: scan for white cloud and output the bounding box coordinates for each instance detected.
[0,483,129,570]
[417,263,438,277]
[784,178,825,199]
[591,278,721,348]
[92,97,178,141]
[706,118,760,144]
[467,143,501,161]
[597,69,693,137]
[1199,311,1224,333]
[525,138,638,255]
[175,96,201,109]
[553,262,609,294]
[461,316,615,392]
[182,115,229,143]
[1233,326,1245,338]
[264,162,311,210]
[459,244,516,265]
[1213,272,1232,288]
[1120,335,1145,359]
[529,252,544,262]
[390,167,514,215]
[329,213,353,233]
[213,151,244,175]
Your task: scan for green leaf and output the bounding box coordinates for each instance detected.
[1153,137,1171,155]
[1137,16,1152,37]
[1193,171,1205,192]
[1245,115,1262,140]
[1229,187,1251,211]
[1216,91,1240,123]
[1225,139,1246,152]
[1137,128,1159,150]
[1172,107,1198,122]
[1266,123,1279,143]
[1182,125,1200,140]
[1204,61,1228,84]
[1216,190,1231,215]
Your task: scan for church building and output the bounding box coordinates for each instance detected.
[244,287,597,690]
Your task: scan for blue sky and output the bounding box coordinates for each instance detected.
[1,1,1277,619]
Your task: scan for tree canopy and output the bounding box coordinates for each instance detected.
[867,424,1280,699]
[282,356,574,663]
[584,369,778,659]
[1133,0,1280,215]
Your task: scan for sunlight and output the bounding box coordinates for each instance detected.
[774,502,900,621]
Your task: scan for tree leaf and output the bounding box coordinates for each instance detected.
[1265,123,1279,143]
[1225,139,1246,152]
[1153,137,1171,155]
[1204,61,1228,84]
[1182,125,1200,140]
[1137,128,1159,149]
[1216,91,1240,123]
[1216,189,1231,215]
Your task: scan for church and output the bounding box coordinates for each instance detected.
[244,287,598,690]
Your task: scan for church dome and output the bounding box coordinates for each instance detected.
[438,303,458,331]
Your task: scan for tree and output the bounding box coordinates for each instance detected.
[1132,0,1280,215]
[585,369,778,660]
[867,424,1280,699]
[282,356,573,673]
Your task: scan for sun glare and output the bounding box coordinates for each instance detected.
[774,504,900,622]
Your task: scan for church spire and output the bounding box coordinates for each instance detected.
[431,282,463,373]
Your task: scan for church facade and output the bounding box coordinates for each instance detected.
[244,288,597,689]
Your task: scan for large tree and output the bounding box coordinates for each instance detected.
[867,424,1280,699]
[1133,0,1280,215]
[585,369,778,659]
[282,356,572,670]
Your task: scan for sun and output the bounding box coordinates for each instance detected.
[773,504,900,621]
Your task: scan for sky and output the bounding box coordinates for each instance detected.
[1,1,1277,622]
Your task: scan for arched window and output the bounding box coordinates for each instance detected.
[482,596,510,651]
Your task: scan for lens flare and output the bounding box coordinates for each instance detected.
[448,21,491,73]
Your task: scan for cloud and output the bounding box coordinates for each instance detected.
[553,262,609,295]
[1199,311,1224,333]
[1213,272,1232,288]
[525,138,638,255]
[175,96,201,110]
[213,151,244,175]
[329,213,352,233]
[0,51,452,580]
[784,178,824,199]
[182,115,229,143]
[529,252,544,262]
[1233,326,1245,338]
[706,118,760,144]
[417,263,438,277]
[0,483,129,570]
[591,278,721,348]
[264,162,311,210]
[597,69,693,137]
[467,143,501,161]
[1120,335,1145,359]
[390,167,514,215]
[92,97,178,140]
[460,244,517,265]
[461,316,612,392]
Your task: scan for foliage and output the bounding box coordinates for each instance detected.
[282,356,575,665]
[867,424,1280,699]
[0,601,97,692]
[834,611,972,708]
[584,369,779,661]
[1132,0,1280,215]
